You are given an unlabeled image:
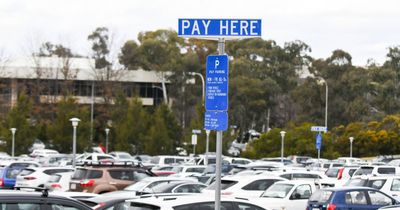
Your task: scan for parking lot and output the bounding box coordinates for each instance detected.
[0,150,400,210]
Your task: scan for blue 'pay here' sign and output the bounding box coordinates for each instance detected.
[206,55,228,111]
[178,19,261,38]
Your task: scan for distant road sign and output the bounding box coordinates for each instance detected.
[205,55,229,111]
[178,19,261,39]
[311,126,327,132]
[204,111,228,131]
[192,129,201,134]
[316,133,322,150]
[191,134,198,145]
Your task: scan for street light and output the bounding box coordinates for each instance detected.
[105,128,110,154]
[188,72,205,105]
[10,128,16,157]
[317,77,328,130]
[152,84,168,104]
[280,131,286,164]
[349,137,354,158]
[70,118,80,168]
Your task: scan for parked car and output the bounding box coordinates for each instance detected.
[69,164,154,194]
[102,177,198,197]
[139,181,207,195]
[126,194,269,210]
[325,166,359,187]
[202,175,286,198]
[379,205,400,209]
[307,187,399,210]
[352,166,400,178]
[44,171,75,191]
[15,167,74,188]
[252,180,317,210]
[109,151,136,162]
[79,194,133,210]
[0,161,40,188]
[345,175,400,199]
[0,190,92,210]
[29,149,59,158]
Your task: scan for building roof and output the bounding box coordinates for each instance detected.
[0,56,168,83]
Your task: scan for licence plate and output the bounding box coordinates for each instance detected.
[70,183,76,190]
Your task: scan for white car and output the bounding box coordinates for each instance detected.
[15,167,74,188]
[251,180,317,210]
[76,153,116,164]
[202,175,286,198]
[109,151,137,163]
[170,165,207,175]
[102,177,198,197]
[44,171,75,191]
[126,194,269,210]
[30,149,59,157]
[345,175,400,199]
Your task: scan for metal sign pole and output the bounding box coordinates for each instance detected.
[215,38,225,210]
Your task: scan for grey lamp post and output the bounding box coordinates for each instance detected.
[105,128,110,154]
[70,118,80,168]
[317,77,328,130]
[280,131,286,164]
[349,137,354,158]
[188,72,205,104]
[10,128,16,157]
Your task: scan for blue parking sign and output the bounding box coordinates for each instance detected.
[205,55,229,111]
[316,133,322,150]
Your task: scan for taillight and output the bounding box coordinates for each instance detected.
[327,204,336,210]
[0,178,3,187]
[93,203,106,210]
[80,179,95,188]
[337,168,345,180]
[222,192,233,195]
[51,183,62,189]
[24,177,37,180]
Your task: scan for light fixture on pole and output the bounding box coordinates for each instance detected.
[10,128,16,157]
[349,137,354,158]
[317,77,328,130]
[280,131,286,164]
[105,128,110,154]
[188,72,205,104]
[70,118,80,168]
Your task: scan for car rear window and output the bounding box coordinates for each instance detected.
[354,167,373,176]
[109,170,134,181]
[48,174,61,183]
[87,170,103,179]
[71,169,87,180]
[129,202,160,210]
[207,180,238,190]
[5,168,24,178]
[19,169,35,176]
[325,168,340,178]
[377,167,396,174]
[309,190,333,203]
[348,169,357,176]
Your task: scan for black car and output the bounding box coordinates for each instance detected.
[0,190,92,210]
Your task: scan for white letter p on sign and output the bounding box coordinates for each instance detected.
[215,60,220,69]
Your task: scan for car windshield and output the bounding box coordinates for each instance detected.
[262,183,294,198]
[206,180,238,190]
[325,168,340,178]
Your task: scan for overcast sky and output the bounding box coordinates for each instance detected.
[1,0,399,66]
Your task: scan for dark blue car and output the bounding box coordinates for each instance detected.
[0,162,40,188]
[307,187,399,210]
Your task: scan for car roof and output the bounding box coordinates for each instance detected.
[320,186,379,191]
[0,190,88,201]
[221,174,285,181]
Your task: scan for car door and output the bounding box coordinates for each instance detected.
[343,190,373,210]
[389,178,400,198]
[367,190,396,210]
[286,184,313,210]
